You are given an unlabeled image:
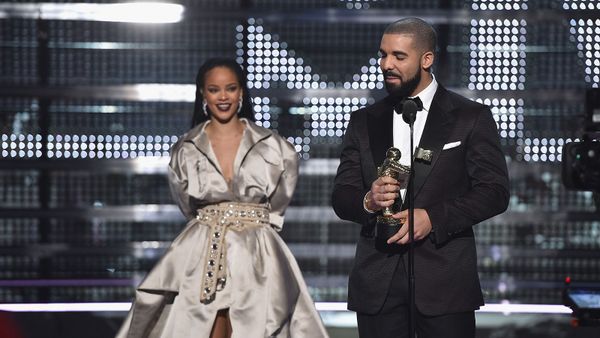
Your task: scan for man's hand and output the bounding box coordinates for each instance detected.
[366,176,400,211]
[386,208,432,245]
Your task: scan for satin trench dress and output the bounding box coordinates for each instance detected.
[116,119,328,338]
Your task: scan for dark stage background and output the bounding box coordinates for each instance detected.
[1,0,599,337]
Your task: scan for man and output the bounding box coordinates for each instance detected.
[331,18,509,338]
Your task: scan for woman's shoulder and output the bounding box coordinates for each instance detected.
[181,121,207,141]
[244,121,297,164]
[170,122,207,155]
[248,122,293,150]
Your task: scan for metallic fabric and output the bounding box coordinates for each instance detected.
[116,119,328,338]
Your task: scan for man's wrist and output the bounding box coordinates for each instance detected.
[363,191,377,214]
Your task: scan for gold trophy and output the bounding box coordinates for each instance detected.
[376,147,411,241]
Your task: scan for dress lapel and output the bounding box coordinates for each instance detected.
[234,118,271,172]
[185,118,271,177]
[186,122,223,176]
[368,98,395,172]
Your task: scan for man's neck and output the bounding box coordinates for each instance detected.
[410,72,433,97]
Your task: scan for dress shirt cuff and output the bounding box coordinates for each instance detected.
[363,191,377,214]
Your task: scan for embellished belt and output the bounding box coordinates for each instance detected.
[196,202,270,303]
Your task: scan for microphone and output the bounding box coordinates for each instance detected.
[394,96,423,125]
[399,97,423,125]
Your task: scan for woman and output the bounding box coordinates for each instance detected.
[116,58,329,338]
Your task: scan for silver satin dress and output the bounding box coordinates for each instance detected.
[116,119,329,338]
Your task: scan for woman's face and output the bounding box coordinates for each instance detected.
[202,66,243,124]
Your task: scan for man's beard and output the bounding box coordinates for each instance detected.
[384,68,421,100]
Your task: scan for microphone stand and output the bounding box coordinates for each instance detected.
[408,120,416,338]
[401,99,418,338]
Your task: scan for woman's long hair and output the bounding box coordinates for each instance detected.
[191,58,255,128]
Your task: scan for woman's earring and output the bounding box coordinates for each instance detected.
[202,99,208,116]
[237,96,243,114]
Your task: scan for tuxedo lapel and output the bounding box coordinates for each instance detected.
[368,99,394,171]
[411,86,456,199]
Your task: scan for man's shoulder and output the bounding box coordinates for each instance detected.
[440,87,489,112]
[351,97,389,118]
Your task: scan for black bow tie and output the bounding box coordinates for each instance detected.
[395,96,423,114]
[395,96,423,124]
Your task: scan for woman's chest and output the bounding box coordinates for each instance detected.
[184,142,284,200]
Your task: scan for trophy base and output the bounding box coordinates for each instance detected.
[375,215,402,241]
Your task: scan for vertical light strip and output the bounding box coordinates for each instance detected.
[470,0,529,162]
[467,17,527,91]
[567,15,600,88]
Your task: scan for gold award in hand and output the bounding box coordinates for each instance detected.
[376,147,411,241]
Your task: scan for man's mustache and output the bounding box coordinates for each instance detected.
[383,71,401,79]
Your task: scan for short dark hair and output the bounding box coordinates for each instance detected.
[191,57,255,127]
[383,17,437,54]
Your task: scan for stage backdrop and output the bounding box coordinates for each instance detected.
[1,0,599,307]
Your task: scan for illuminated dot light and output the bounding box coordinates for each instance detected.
[301,96,363,137]
[237,19,384,92]
[47,134,177,159]
[475,98,524,138]
[236,18,327,90]
[568,18,600,88]
[344,58,385,90]
[563,0,600,10]
[339,0,380,10]
[253,97,279,129]
[0,134,43,159]
[0,134,179,159]
[519,137,567,162]
[237,17,380,162]
[472,0,528,11]
[468,18,528,91]
[285,97,369,160]
[287,136,312,160]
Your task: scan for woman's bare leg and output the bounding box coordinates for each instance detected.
[210,309,232,338]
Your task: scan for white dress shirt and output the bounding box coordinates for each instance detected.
[392,74,438,201]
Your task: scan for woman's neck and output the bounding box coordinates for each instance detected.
[206,117,245,138]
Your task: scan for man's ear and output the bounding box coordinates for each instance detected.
[421,51,434,70]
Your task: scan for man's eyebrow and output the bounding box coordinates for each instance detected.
[392,51,408,57]
[379,48,409,57]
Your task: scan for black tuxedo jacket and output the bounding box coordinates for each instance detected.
[332,85,510,316]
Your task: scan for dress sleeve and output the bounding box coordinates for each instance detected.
[167,139,195,220]
[268,137,299,230]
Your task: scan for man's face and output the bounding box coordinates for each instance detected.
[379,33,423,99]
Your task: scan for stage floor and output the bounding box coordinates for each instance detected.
[1,311,599,338]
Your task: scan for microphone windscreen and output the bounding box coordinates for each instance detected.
[402,99,419,124]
